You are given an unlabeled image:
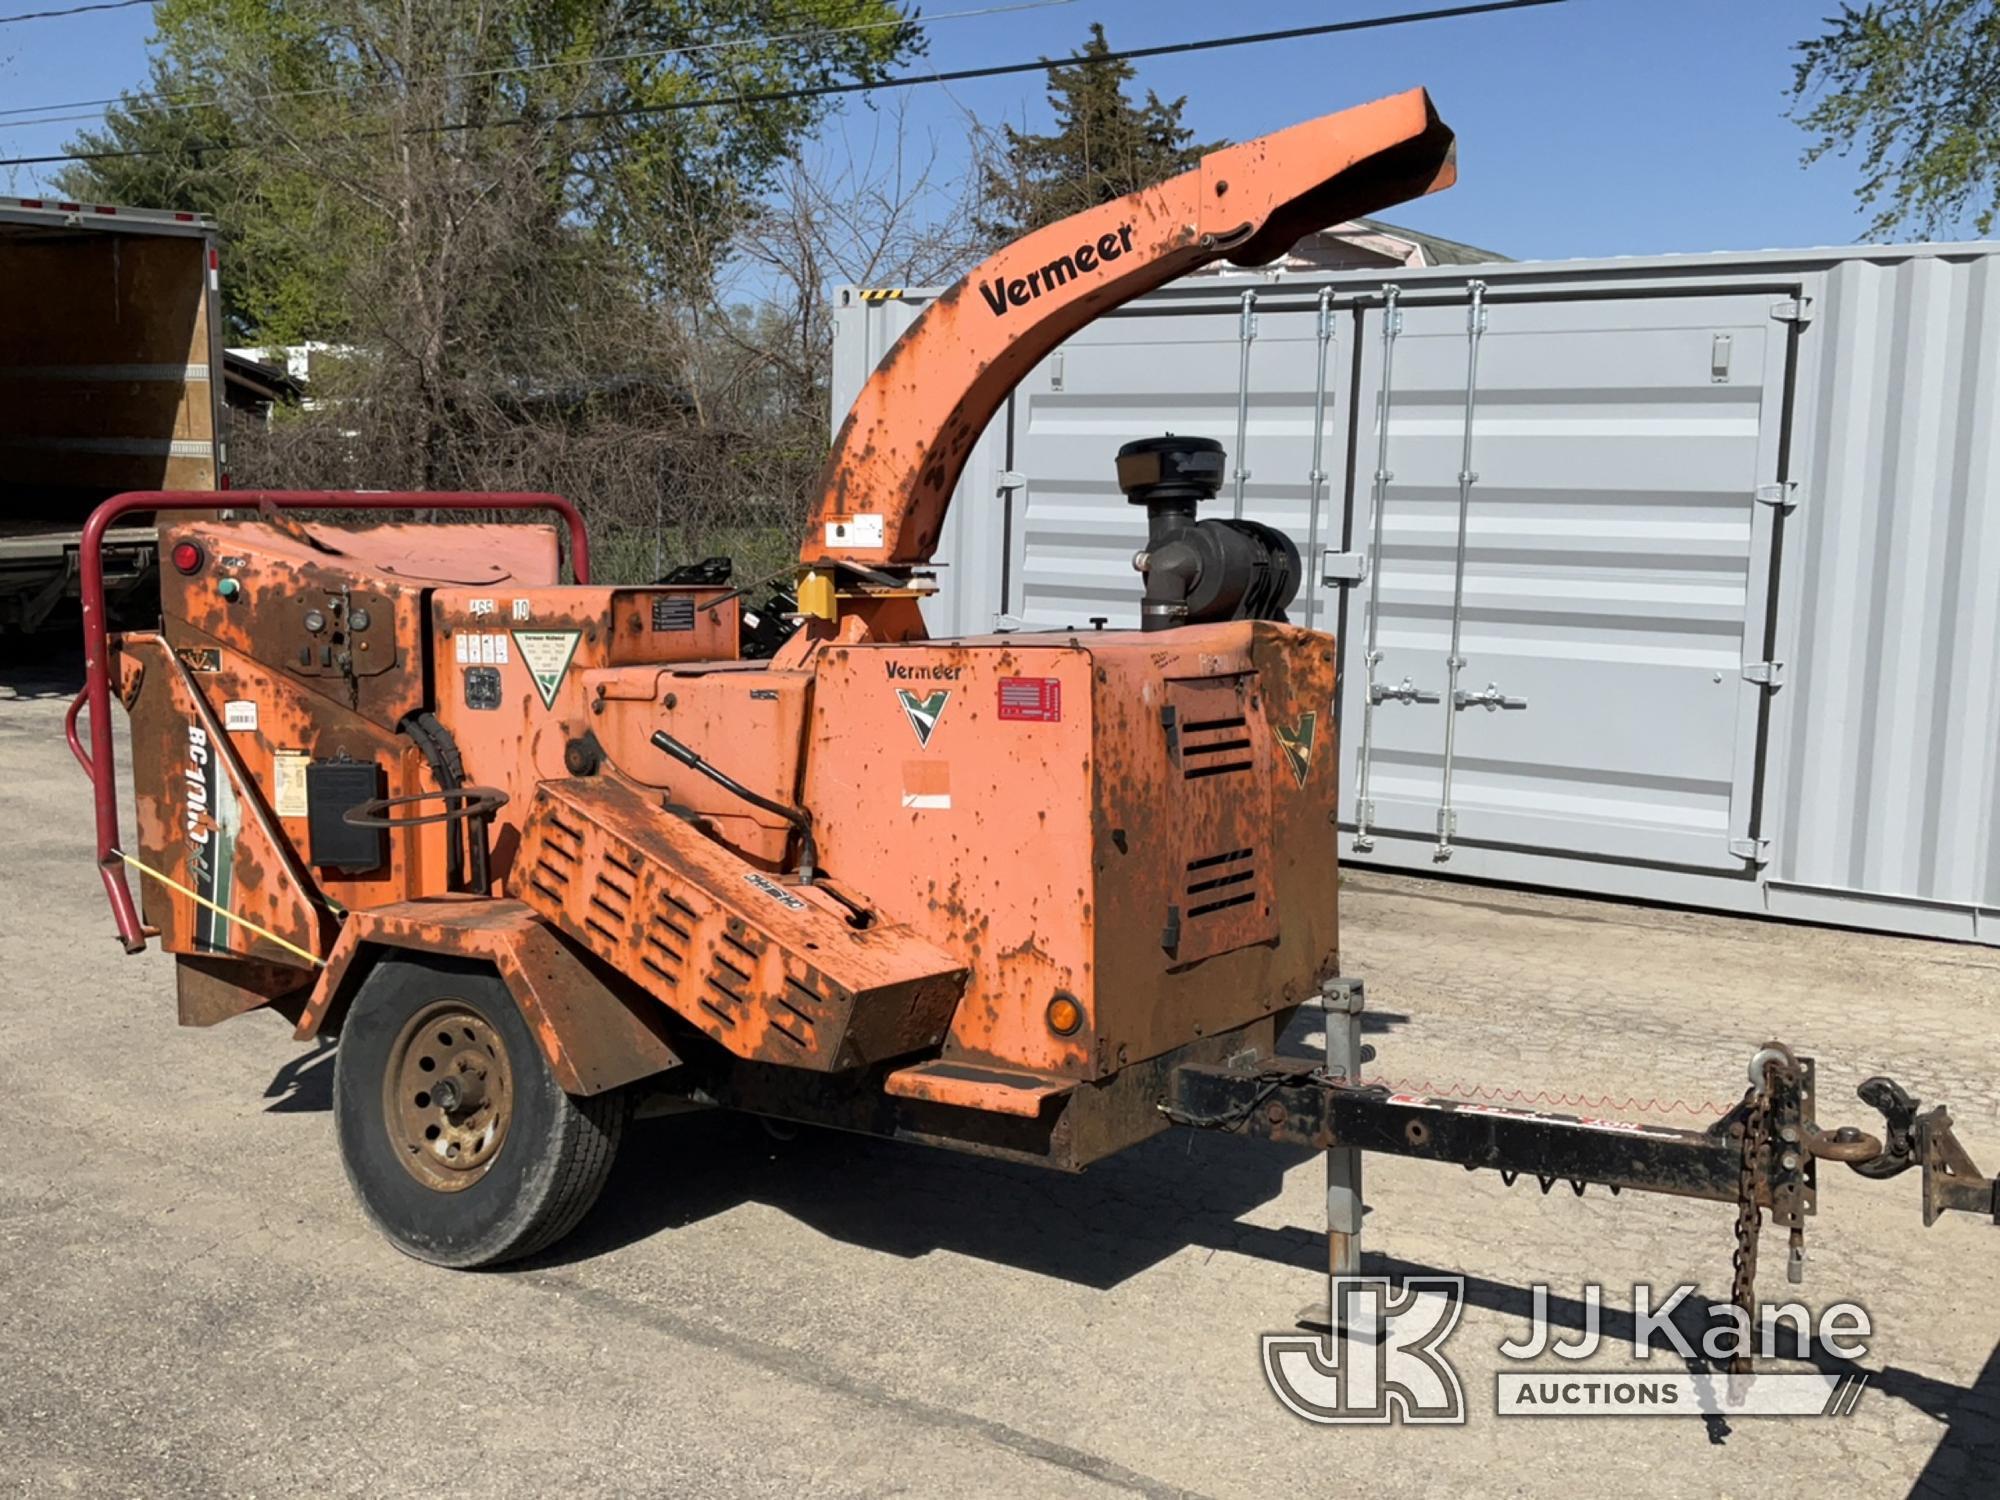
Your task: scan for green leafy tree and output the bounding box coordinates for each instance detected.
[57,1,922,341]
[54,57,354,343]
[977,22,1222,245]
[1792,1,2000,237]
[46,0,923,528]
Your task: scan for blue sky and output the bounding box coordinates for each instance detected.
[0,0,1967,259]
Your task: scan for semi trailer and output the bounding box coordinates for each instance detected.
[1,196,222,637]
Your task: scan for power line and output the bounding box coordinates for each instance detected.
[0,0,149,25]
[562,0,1568,125]
[0,0,1566,169]
[0,0,1075,129]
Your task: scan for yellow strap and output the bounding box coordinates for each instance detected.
[111,848,325,968]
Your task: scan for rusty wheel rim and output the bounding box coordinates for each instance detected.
[383,1000,513,1193]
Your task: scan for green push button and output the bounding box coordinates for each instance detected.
[217,577,242,601]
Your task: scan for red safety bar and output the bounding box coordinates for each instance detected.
[73,490,590,952]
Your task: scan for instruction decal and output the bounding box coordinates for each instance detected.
[895,687,949,748]
[824,512,885,549]
[651,594,696,632]
[175,646,221,674]
[513,630,581,710]
[454,632,511,665]
[997,676,1061,722]
[1276,709,1318,788]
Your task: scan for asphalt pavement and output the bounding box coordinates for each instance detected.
[4,649,1997,1497]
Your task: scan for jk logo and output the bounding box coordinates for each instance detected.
[896,688,950,747]
[1276,709,1318,787]
[1262,1278,1466,1425]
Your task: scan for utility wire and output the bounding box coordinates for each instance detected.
[0,0,149,25]
[0,0,1075,129]
[0,0,1565,169]
[550,1,1567,126]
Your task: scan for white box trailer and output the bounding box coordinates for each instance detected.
[830,241,2000,945]
[0,197,223,635]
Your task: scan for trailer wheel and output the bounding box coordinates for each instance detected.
[333,956,624,1268]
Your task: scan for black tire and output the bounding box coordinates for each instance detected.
[333,956,624,1268]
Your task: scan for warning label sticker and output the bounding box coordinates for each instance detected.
[512,630,581,709]
[997,676,1061,722]
[454,632,511,665]
[273,750,309,817]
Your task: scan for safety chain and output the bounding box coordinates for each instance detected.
[1728,1053,1783,1378]
[1335,1074,1740,1120]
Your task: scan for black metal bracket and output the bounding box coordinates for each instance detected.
[1917,1106,2000,1225]
[1167,1058,1770,1204]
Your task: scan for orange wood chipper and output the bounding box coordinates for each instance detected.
[72,90,1996,1340]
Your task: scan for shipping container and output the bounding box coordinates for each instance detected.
[830,242,2000,944]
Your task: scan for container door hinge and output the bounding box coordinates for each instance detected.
[1743,660,1786,688]
[1756,481,1799,511]
[1771,297,1814,326]
[1321,551,1368,585]
[997,471,1026,493]
[1729,836,1772,863]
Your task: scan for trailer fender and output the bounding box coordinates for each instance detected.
[296,898,681,1096]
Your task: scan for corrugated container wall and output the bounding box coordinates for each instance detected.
[1773,252,2000,940]
[827,243,2000,944]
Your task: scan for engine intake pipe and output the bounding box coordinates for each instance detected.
[1118,435,1300,632]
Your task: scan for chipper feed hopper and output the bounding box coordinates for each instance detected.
[73,90,1997,1347]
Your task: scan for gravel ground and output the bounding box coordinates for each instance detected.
[3,650,1997,1498]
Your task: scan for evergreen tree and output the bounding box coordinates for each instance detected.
[978,23,1222,245]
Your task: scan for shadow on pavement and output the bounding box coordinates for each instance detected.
[549,1004,1360,1282]
[264,1039,337,1113]
[0,634,85,701]
[555,1103,1319,1288]
[1907,1336,2000,1497]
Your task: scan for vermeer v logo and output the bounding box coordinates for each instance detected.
[897,688,950,747]
[1276,709,1318,787]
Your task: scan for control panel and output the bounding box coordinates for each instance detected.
[286,589,395,680]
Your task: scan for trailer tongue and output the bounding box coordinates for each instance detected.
[71,88,1996,1353]
[1166,981,1995,1368]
